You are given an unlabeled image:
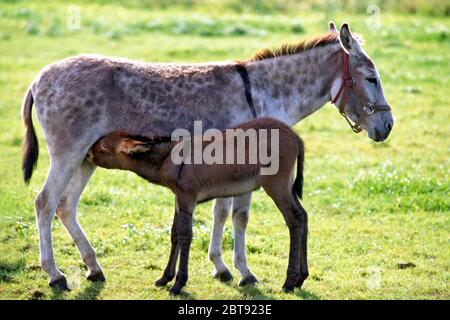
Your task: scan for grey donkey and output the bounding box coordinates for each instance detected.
[22,22,393,290]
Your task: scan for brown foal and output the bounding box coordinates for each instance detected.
[86,117,308,294]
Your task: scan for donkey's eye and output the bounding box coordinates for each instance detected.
[366,78,378,86]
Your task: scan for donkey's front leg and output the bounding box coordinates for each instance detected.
[155,208,179,286]
[170,197,195,295]
[232,192,258,286]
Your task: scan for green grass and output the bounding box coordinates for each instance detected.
[0,0,449,300]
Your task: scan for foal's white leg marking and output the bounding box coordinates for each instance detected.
[231,192,255,280]
[35,153,83,283]
[209,197,232,275]
[56,160,102,276]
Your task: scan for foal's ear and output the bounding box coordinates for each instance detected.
[339,23,363,56]
[117,138,152,154]
[328,21,337,33]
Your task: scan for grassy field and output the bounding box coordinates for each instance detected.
[0,0,449,300]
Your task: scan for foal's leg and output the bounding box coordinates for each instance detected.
[155,207,179,286]
[279,199,306,291]
[295,202,309,288]
[266,189,307,292]
[35,153,85,290]
[170,196,195,295]
[56,160,104,282]
[231,192,258,286]
[208,197,233,282]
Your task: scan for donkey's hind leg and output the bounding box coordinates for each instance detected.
[208,197,233,282]
[56,160,104,282]
[231,192,258,286]
[35,152,85,290]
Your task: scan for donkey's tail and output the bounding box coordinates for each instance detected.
[22,88,39,184]
[292,137,304,201]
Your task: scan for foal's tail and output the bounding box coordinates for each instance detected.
[292,137,304,201]
[22,88,39,184]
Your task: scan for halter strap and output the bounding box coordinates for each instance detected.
[331,50,391,133]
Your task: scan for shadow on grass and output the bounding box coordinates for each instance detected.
[50,287,68,300]
[237,284,275,300]
[50,281,105,300]
[295,289,321,300]
[237,285,320,300]
[0,259,26,283]
[236,281,321,300]
[175,289,197,300]
[75,281,105,300]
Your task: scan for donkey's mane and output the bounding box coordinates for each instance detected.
[249,32,340,62]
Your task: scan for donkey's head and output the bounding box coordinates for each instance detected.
[330,22,394,142]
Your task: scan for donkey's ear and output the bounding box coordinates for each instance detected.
[339,23,362,56]
[117,138,152,154]
[329,21,337,33]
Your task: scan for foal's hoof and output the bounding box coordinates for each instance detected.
[214,270,233,283]
[283,277,304,292]
[282,284,296,293]
[282,277,299,292]
[239,275,259,286]
[169,284,183,296]
[49,276,70,291]
[295,272,308,288]
[155,277,170,287]
[295,278,305,288]
[87,271,106,282]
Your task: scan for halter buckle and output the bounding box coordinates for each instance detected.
[351,124,363,133]
[340,111,363,134]
[362,103,375,115]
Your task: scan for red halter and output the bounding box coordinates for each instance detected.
[331,50,391,133]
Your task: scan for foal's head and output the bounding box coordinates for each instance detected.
[330,22,394,142]
[87,131,172,169]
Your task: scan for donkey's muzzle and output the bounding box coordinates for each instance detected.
[374,122,393,142]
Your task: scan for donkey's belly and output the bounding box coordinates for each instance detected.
[196,179,260,203]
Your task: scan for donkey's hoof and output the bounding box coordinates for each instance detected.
[155,277,170,287]
[239,275,258,286]
[87,271,106,282]
[49,276,70,291]
[214,270,233,283]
